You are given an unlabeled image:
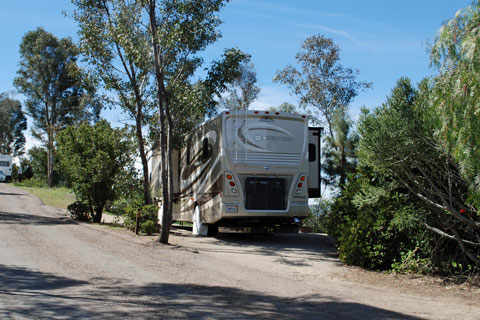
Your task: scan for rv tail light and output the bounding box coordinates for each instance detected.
[302,115,306,119]
[275,112,279,115]
[224,172,239,197]
[226,111,230,114]
[254,111,259,114]
[294,173,307,198]
[265,111,269,114]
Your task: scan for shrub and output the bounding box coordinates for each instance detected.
[141,220,157,235]
[15,177,47,188]
[327,171,430,271]
[67,201,91,221]
[123,201,159,235]
[57,120,135,223]
[303,199,331,233]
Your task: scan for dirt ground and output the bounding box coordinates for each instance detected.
[1,183,479,319]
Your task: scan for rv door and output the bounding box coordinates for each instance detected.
[308,127,322,198]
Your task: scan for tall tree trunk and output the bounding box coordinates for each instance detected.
[339,145,346,190]
[148,0,171,244]
[166,101,175,240]
[159,108,170,244]
[47,125,54,187]
[135,112,152,205]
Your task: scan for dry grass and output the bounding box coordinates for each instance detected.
[15,185,76,209]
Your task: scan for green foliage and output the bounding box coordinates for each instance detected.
[14,27,101,187]
[268,102,298,114]
[328,170,430,270]
[303,199,331,233]
[391,249,433,275]
[26,146,47,181]
[218,57,260,110]
[274,34,371,137]
[67,201,91,221]
[15,177,48,188]
[429,1,480,205]
[57,120,134,223]
[122,200,159,235]
[72,0,155,205]
[141,220,157,236]
[24,146,68,186]
[357,77,480,268]
[322,106,359,189]
[0,93,27,156]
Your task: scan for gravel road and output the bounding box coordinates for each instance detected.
[0,183,479,319]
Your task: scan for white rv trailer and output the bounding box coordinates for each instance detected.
[150,110,322,235]
[0,154,13,182]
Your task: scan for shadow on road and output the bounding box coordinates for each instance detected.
[172,230,341,268]
[0,264,421,319]
[0,211,74,226]
[0,264,87,291]
[0,192,26,196]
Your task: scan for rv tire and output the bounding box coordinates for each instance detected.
[207,224,218,237]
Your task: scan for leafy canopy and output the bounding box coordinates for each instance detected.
[0,93,27,156]
[274,34,371,137]
[430,1,480,200]
[57,120,134,223]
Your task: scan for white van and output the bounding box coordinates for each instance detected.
[0,154,13,182]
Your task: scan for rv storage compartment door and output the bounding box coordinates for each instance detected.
[245,177,286,210]
[308,127,322,198]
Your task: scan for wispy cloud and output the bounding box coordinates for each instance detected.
[236,0,345,18]
[228,1,369,48]
[295,23,369,48]
[250,85,299,110]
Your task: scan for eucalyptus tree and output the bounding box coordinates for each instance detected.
[219,57,260,110]
[72,0,155,205]
[274,34,371,140]
[145,0,246,243]
[322,106,358,190]
[268,102,298,113]
[0,93,27,156]
[14,27,101,187]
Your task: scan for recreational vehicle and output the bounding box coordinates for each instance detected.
[150,110,321,235]
[0,154,12,182]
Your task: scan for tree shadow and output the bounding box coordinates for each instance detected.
[173,231,342,268]
[0,192,26,196]
[0,211,74,226]
[0,264,421,319]
[0,264,87,292]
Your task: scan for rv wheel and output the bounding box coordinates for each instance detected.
[192,206,207,236]
[207,224,218,237]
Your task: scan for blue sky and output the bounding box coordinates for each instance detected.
[0,0,473,148]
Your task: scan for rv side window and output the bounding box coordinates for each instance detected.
[202,138,209,160]
[0,161,9,167]
[308,144,316,162]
